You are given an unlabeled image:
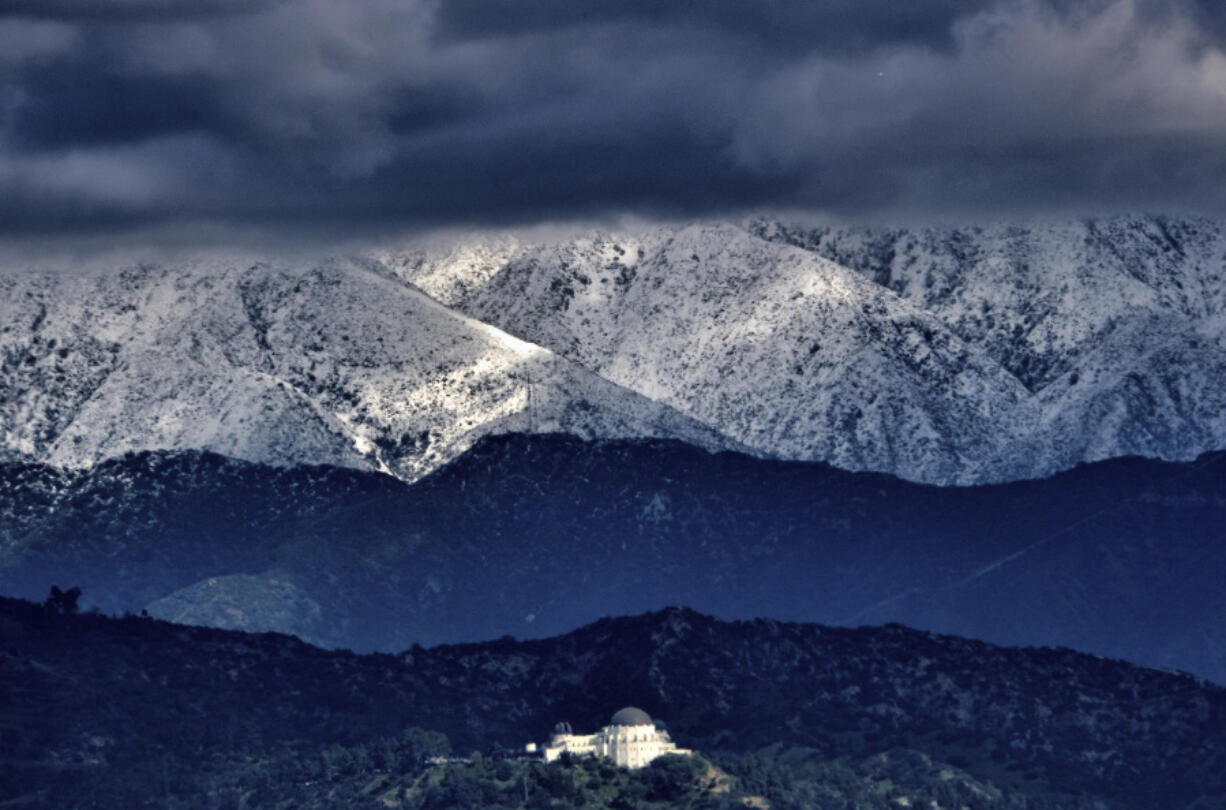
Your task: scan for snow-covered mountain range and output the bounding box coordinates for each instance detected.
[2,214,1224,484]
[753,216,1226,478]
[387,215,1226,483]
[0,257,733,482]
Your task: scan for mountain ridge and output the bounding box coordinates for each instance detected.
[4,433,1224,682]
[4,214,1224,485]
[5,596,1225,808]
[388,223,1042,484]
[389,215,1226,483]
[0,255,737,481]
[753,215,1226,472]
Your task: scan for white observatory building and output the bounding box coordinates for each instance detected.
[532,707,691,769]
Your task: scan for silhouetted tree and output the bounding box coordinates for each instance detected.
[44,585,82,616]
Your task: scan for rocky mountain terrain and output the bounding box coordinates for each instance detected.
[4,434,1224,682]
[389,214,1226,483]
[0,256,732,481]
[4,599,1224,808]
[753,216,1226,475]
[4,215,1223,486]
[387,224,1040,484]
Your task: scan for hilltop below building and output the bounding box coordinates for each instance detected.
[529,707,691,769]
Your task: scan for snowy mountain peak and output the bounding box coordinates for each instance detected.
[388,215,1226,483]
[4,214,1224,485]
[0,256,735,481]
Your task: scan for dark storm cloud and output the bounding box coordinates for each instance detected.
[2,0,1226,237]
[433,0,975,54]
[7,65,224,149]
[0,0,282,22]
[1142,0,1226,40]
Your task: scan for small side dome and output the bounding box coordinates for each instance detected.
[610,707,653,726]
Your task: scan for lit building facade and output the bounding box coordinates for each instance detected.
[535,707,691,769]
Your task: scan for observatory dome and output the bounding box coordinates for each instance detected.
[609,707,653,726]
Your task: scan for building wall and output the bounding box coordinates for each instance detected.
[543,732,597,762]
[543,723,690,769]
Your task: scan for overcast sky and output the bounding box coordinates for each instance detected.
[2,0,1226,240]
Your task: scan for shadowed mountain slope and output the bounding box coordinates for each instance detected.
[3,434,1224,682]
[3,599,1224,808]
